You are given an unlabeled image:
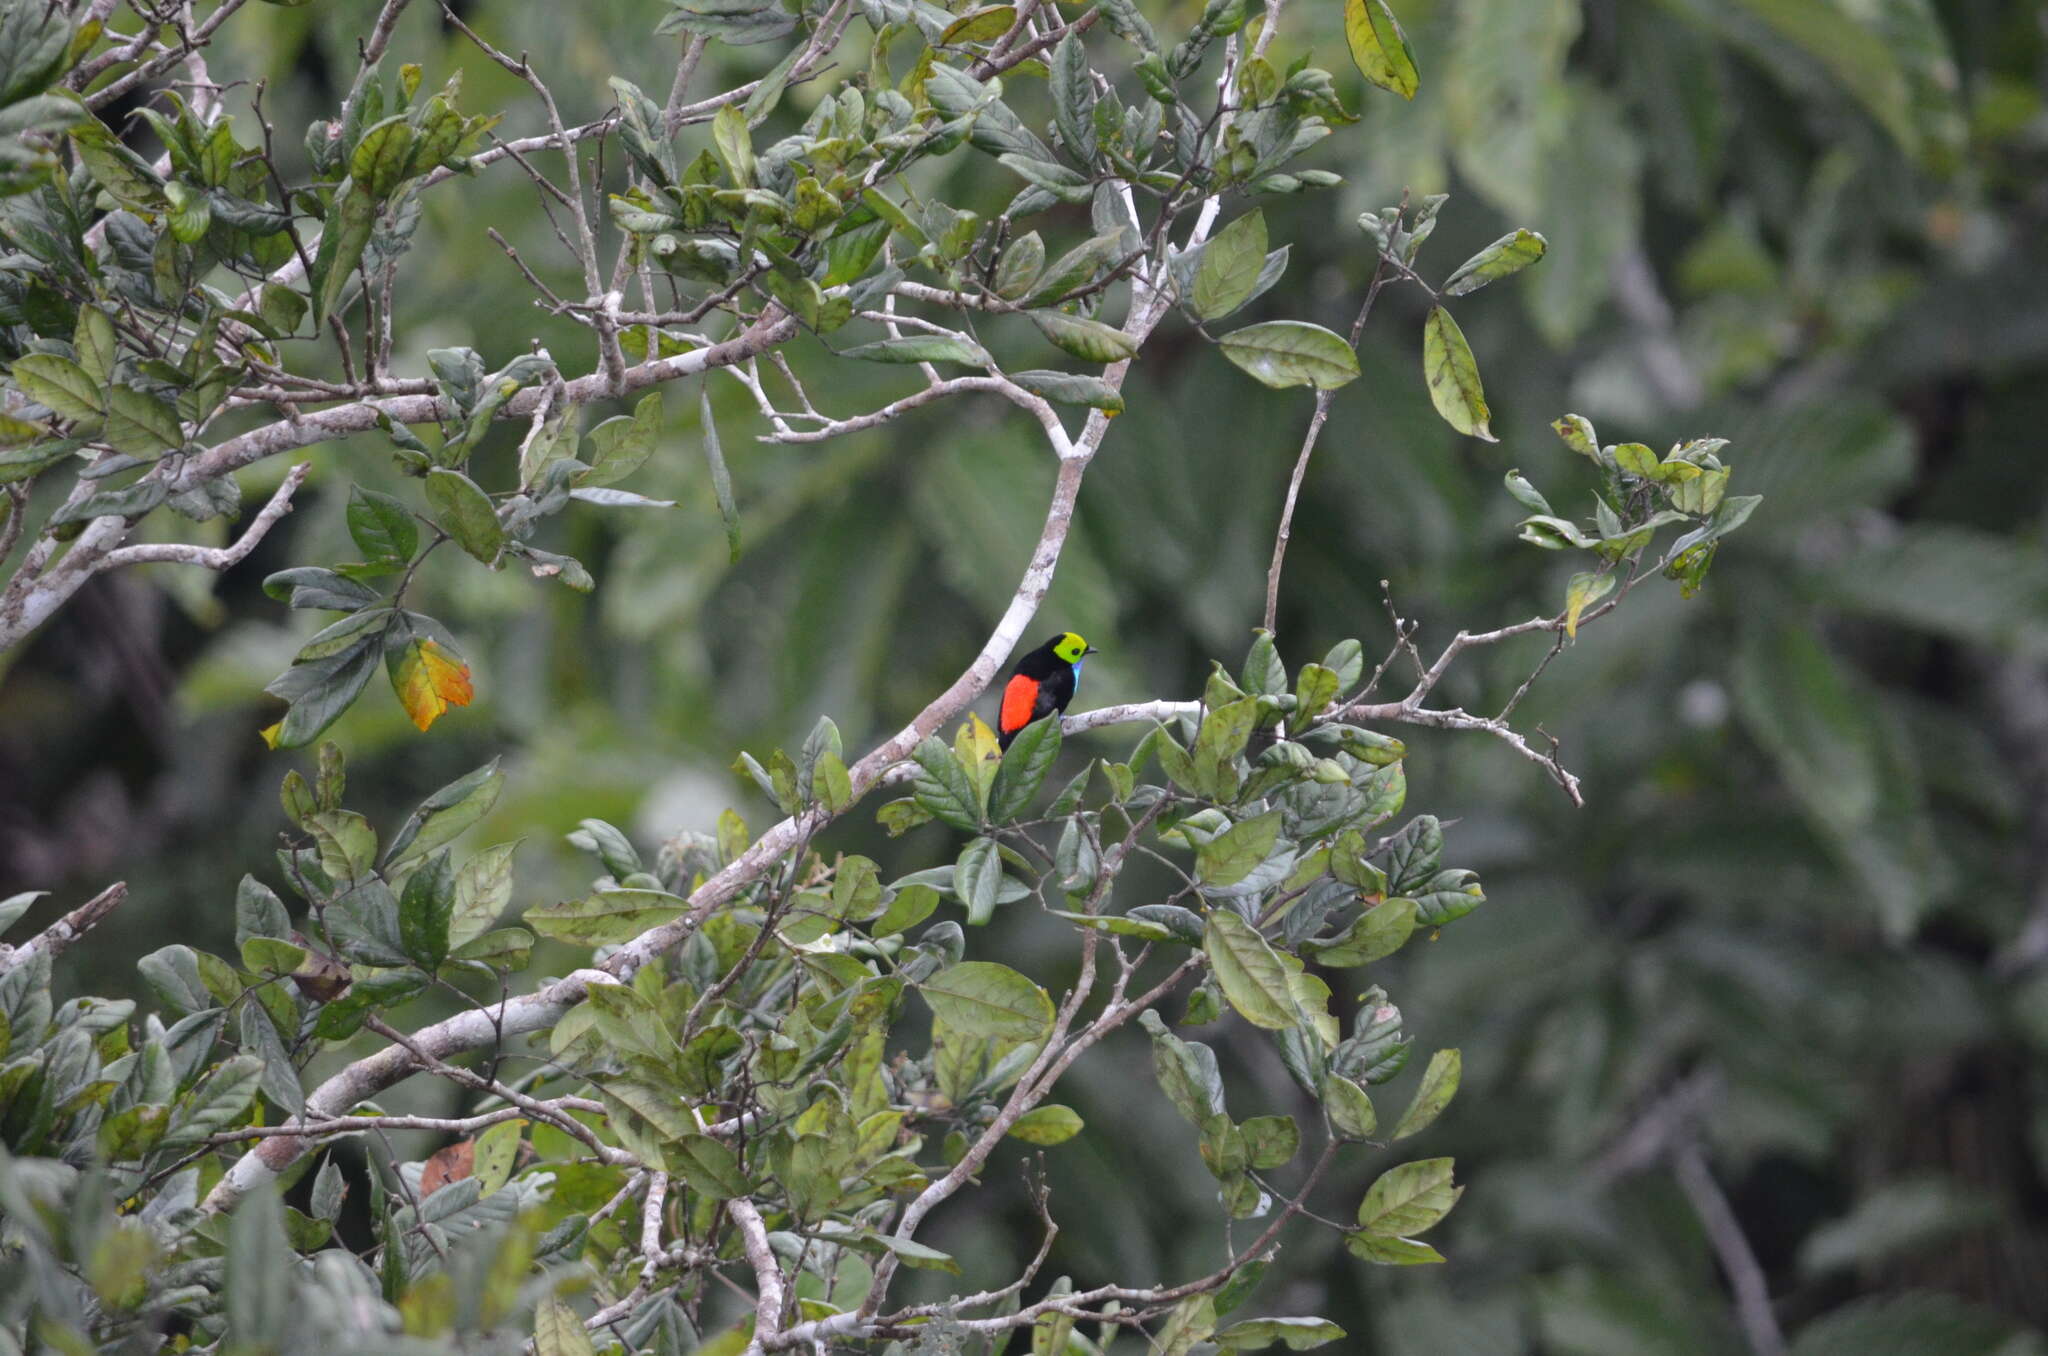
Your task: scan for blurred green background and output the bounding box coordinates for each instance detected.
[5,0,2048,1350]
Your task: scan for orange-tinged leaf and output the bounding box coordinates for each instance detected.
[420,1139,476,1196]
[393,638,475,732]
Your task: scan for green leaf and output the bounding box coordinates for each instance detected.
[305,809,377,882]
[1357,1157,1461,1236]
[162,1053,263,1151]
[1219,321,1359,390]
[1343,0,1418,99]
[258,283,307,338]
[873,883,939,938]
[312,180,377,325]
[941,4,1015,44]
[397,849,455,971]
[0,890,46,936]
[990,715,1061,821]
[1303,898,1417,967]
[1203,909,1300,1030]
[0,1,73,107]
[525,888,686,946]
[12,354,103,423]
[1421,307,1494,440]
[346,485,418,564]
[1049,31,1094,159]
[923,62,1053,162]
[1343,1231,1443,1265]
[994,231,1046,299]
[813,750,853,813]
[840,333,991,366]
[0,438,76,484]
[385,760,503,868]
[1030,311,1138,364]
[266,640,380,747]
[954,835,1004,926]
[1503,469,1552,516]
[579,390,662,487]
[100,387,183,455]
[534,1295,597,1356]
[1241,1114,1299,1169]
[667,1131,750,1198]
[1160,1294,1218,1355]
[859,188,929,250]
[350,115,415,198]
[449,927,532,967]
[699,385,740,562]
[1321,1072,1377,1140]
[1797,1177,2001,1277]
[997,152,1091,201]
[1390,1048,1460,1139]
[1197,809,1283,888]
[1008,1104,1084,1145]
[1293,663,1340,721]
[919,960,1053,1040]
[1193,210,1268,320]
[424,468,505,564]
[49,476,170,525]
[1139,1009,1226,1124]
[1024,232,1123,306]
[911,735,982,831]
[73,307,115,387]
[742,38,805,123]
[1192,697,1258,799]
[1442,228,1547,296]
[862,1233,961,1273]
[1008,369,1125,412]
[238,937,307,975]
[711,102,754,185]
[1215,1317,1348,1350]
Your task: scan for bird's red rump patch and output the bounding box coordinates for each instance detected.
[1000,674,1040,734]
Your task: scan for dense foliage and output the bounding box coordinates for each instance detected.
[2,0,2044,1353]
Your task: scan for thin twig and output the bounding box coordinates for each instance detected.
[1674,1144,1785,1356]
[1262,255,1392,635]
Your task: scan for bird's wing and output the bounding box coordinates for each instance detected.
[1000,674,1041,734]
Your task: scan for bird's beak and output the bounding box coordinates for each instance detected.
[1083,645,1099,656]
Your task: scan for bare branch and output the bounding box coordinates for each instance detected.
[639,1172,671,1285]
[0,882,128,977]
[1674,1144,1785,1356]
[0,313,799,657]
[1264,253,1392,635]
[730,1197,787,1356]
[98,462,312,570]
[361,0,417,66]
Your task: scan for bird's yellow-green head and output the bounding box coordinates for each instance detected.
[1052,632,1095,664]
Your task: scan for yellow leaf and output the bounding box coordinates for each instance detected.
[393,638,475,732]
[963,711,1001,762]
[259,721,284,749]
[1562,571,1616,639]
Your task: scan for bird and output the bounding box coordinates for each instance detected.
[998,632,1096,750]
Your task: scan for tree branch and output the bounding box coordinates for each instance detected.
[0,882,128,976]
[1674,1144,1785,1356]
[98,462,312,570]
[730,1197,786,1356]
[0,314,799,657]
